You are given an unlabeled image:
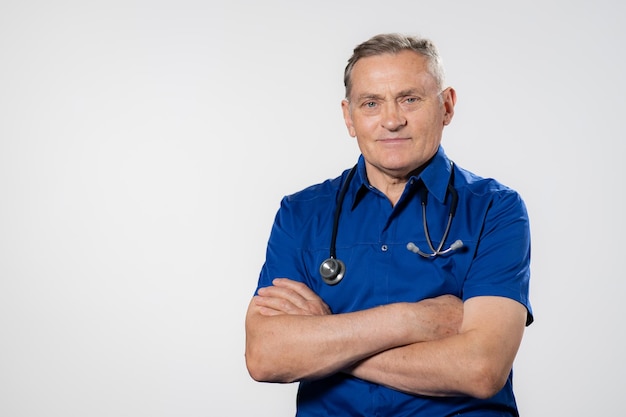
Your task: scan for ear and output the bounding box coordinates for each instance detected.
[441,87,457,126]
[341,99,357,137]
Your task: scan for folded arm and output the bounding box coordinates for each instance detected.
[245,278,462,383]
[245,278,527,399]
[346,295,527,398]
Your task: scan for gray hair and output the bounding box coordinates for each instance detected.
[343,33,445,99]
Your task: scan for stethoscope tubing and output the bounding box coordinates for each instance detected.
[320,162,462,285]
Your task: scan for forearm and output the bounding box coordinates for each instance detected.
[347,333,492,398]
[347,297,527,399]
[245,300,415,383]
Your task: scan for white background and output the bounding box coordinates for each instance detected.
[1,1,624,416]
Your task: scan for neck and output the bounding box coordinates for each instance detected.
[380,183,406,207]
[366,168,411,207]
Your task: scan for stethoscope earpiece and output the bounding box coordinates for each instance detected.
[319,257,345,285]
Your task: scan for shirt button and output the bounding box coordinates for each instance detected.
[381,244,388,252]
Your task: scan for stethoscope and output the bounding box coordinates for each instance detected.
[319,163,464,285]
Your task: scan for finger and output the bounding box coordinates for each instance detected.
[252,298,292,317]
[272,278,321,301]
[259,283,310,310]
[257,285,330,316]
[256,305,286,317]
[270,282,332,316]
[253,293,304,315]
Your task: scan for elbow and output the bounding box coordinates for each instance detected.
[245,345,297,383]
[463,361,510,399]
[245,350,264,382]
[246,360,271,383]
[245,346,276,382]
[245,319,300,383]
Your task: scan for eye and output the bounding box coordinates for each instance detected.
[363,101,377,108]
[404,96,420,104]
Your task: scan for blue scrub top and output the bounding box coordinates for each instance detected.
[256,146,533,416]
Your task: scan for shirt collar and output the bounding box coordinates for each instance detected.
[414,146,453,205]
[348,146,453,209]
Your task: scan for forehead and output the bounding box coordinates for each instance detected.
[349,50,438,98]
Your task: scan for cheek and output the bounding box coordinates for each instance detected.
[351,116,377,137]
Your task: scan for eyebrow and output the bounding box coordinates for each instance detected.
[396,88,426,97]
[355,93,384,102]
[355,89,426,102]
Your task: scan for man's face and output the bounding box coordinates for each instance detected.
[342,50,456,184]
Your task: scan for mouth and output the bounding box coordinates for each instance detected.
[378,137,410,144]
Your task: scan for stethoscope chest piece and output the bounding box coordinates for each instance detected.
[319,257,345,285]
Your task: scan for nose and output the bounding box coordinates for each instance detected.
[381,102,407,131]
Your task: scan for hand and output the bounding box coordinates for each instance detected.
[408,294,463,341]
[253,278,332,317]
